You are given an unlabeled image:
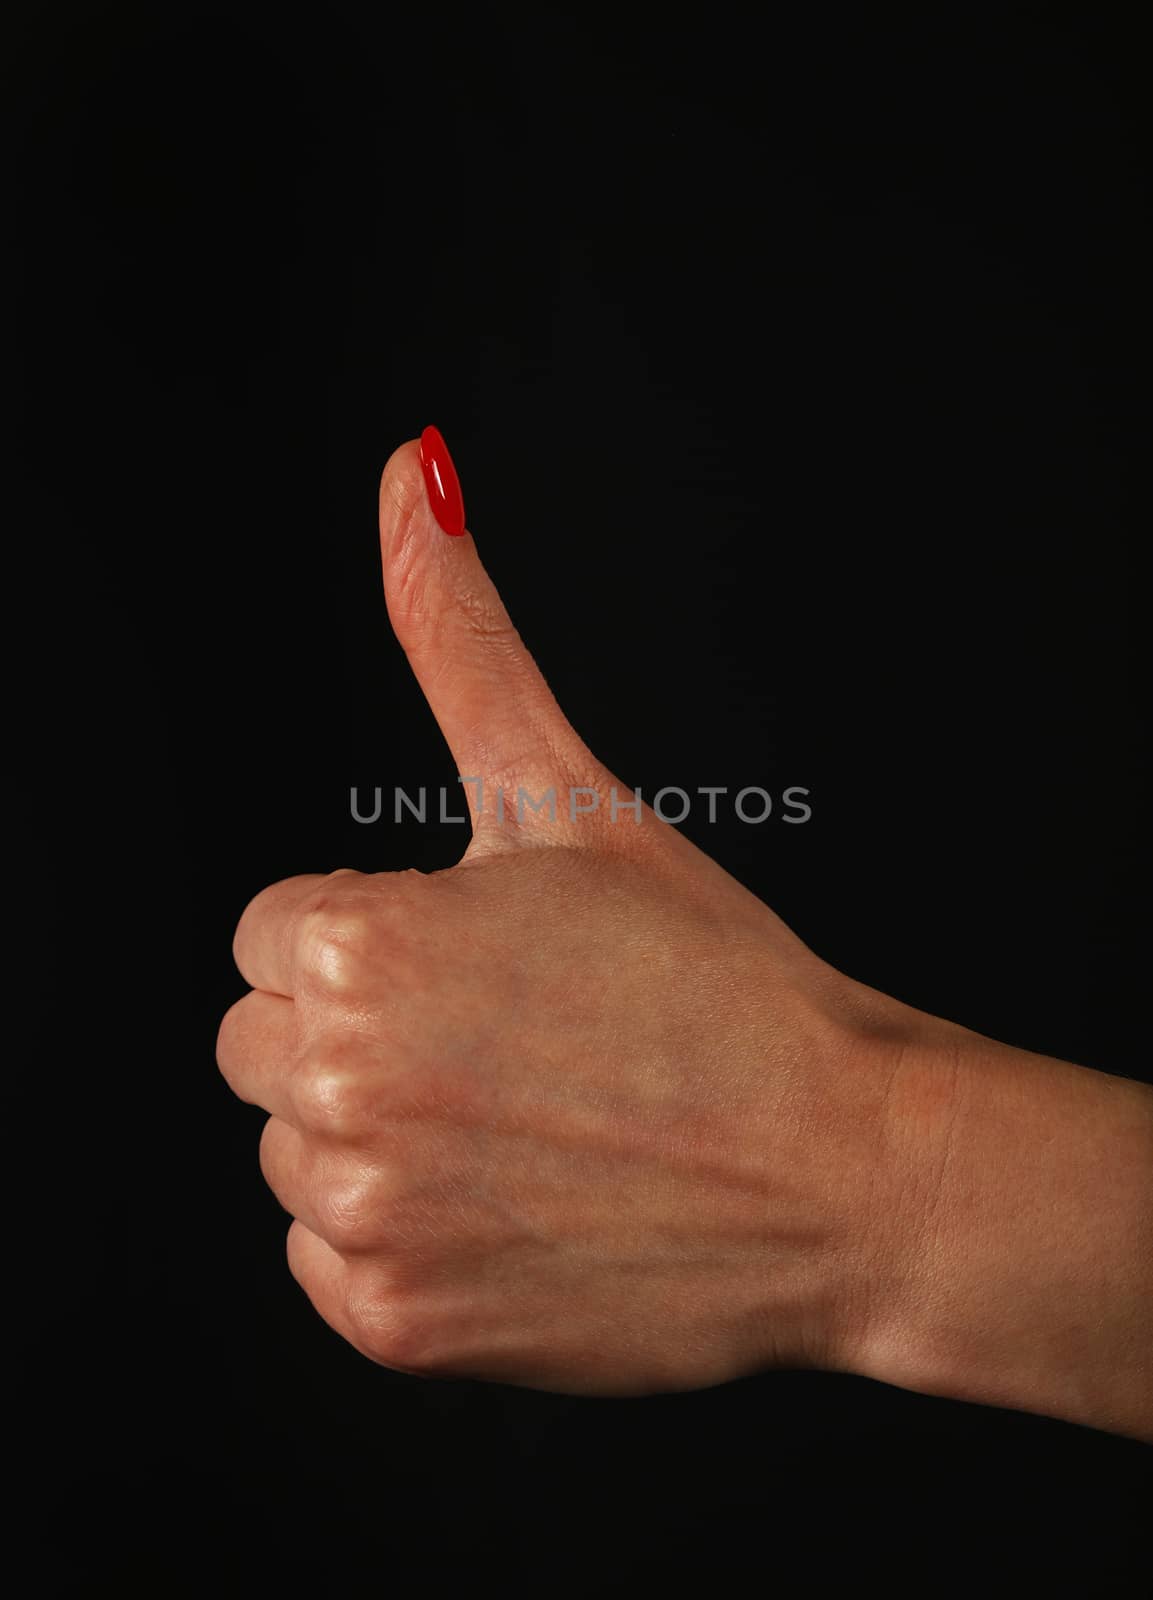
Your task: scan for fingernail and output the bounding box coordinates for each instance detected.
[419,425,467,537]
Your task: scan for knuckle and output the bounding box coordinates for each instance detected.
[346,1277,439,1372]
[294,899,374,997]
[292,1041,371,1138]
[318,1175,381,1252]
[295,1067,367,1139]
[453,585,518,654]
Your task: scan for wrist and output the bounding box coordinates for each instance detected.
[843,1015,1153,1441]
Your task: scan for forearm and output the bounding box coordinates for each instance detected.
[851,1022,1153,1442]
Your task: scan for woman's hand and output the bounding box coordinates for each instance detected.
[216,434,1152,1436]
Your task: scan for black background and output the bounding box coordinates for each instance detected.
[14,3,1151,1590]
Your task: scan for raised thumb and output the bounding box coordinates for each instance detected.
[378,428,610,848]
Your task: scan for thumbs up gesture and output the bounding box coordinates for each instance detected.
[215,430,943,1395]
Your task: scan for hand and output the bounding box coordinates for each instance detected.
[217,432,1152,1432]
[216,431,919,1394]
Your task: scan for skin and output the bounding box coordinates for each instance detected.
[217,440,1153,1441]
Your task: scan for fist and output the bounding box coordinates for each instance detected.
[216,431,926,1396]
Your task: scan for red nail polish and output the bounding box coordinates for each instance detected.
[419,425,467,537]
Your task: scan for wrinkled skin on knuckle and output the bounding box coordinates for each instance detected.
[292,1037,374,1139]
[403,577,519,664]
[300,906,379,999]
[290,895,349,988]
[308,871,432,1000]
[317,1170,384,1253]
[452,583,518,651]
[345,1271,445,1372]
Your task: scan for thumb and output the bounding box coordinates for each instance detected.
[378,428,612,848]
